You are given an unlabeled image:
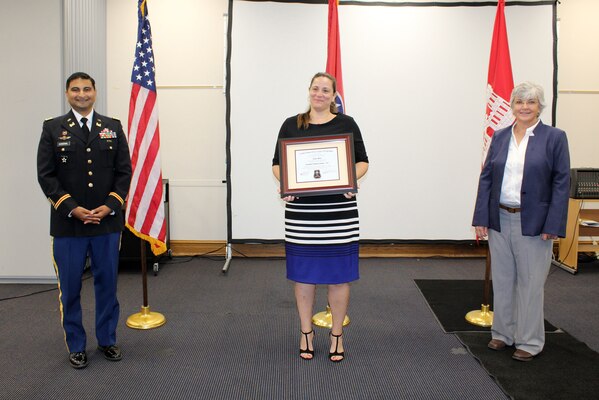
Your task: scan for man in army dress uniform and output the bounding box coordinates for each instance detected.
[37,72,132,369]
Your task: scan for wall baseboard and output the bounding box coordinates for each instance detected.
[169,240,227,257]
[170,240,488,258]
[0,276,57,284]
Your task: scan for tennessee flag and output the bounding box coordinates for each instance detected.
[126,0,167,256]
[482,0,514,163]
[326,0,345,113]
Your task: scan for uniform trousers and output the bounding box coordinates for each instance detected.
[52,232,121,353]
[488,208,552,355]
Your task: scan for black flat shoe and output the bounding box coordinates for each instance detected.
[329,332,345,363]
[69,351,88,369]
[97,345,122,361]
[299,330,315,360]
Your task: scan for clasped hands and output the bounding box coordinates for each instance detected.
[72,205,112,224]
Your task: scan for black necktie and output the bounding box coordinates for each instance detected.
[81,117,92,140]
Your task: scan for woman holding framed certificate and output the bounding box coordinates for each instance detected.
[272,72,369,362]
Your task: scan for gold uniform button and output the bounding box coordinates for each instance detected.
[61,148,65,152]
[88,171,93,176]
[88,160,92,164]
[88,183,94,188]
[86,148,91,152]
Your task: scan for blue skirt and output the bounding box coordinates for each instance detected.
[286,242,359,284]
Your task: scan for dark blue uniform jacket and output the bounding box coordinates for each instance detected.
[37,111,132,237]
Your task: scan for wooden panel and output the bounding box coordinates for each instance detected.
[170,241,488,258]
[557,198,599,273]
[170,240,226,257]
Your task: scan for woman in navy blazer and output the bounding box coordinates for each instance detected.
[472,82,570,362]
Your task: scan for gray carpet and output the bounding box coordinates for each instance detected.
[1,257,598,400]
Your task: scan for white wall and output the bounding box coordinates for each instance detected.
[106,0,228,241]
[0,0,63,282]
[556,0,599,168]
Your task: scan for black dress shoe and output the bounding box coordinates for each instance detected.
[69,351,88,369]
[97,345,122,361]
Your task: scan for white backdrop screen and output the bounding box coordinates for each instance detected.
[229,0,555,241]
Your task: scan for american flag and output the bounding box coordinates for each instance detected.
[125,0,167,256]
[482,0,514,164]
[326,0,345,114]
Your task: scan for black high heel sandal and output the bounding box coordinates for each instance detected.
[329,332,345,362]
[299,330,315,360]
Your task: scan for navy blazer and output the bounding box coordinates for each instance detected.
[472,121,570,237]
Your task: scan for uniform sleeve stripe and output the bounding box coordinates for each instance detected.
[110,192,125,205]
[54,194,71,210]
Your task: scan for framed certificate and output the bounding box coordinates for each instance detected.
[278,133,357,197]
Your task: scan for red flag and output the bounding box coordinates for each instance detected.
[125,0,167,256]
[326,0,345,113]
[482,0,514,163]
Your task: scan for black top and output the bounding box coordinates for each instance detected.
[272,113,369,166]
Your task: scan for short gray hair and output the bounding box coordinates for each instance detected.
[510,81,546,113]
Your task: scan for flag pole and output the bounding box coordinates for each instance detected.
[126,240,166,329]
[465,246,493,327]
[466,0,513,327]
[313,0,349,330]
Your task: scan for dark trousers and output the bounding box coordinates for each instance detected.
[52,232,121,353]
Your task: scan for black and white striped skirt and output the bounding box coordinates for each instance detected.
[284,194,359,284]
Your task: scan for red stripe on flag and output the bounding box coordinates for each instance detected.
[140,178,163,233]
[132,132,161,225]
[128,83,141,151]
[126,88,158,224]
[127,118,160,227]
[129,88,157,170]
[326,0,345,112]
[487,0,513,102]
[482,0,514,163]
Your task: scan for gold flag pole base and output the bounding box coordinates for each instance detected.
[465,304,493,327]
[312,305,350,329]
[126,305,166,330]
